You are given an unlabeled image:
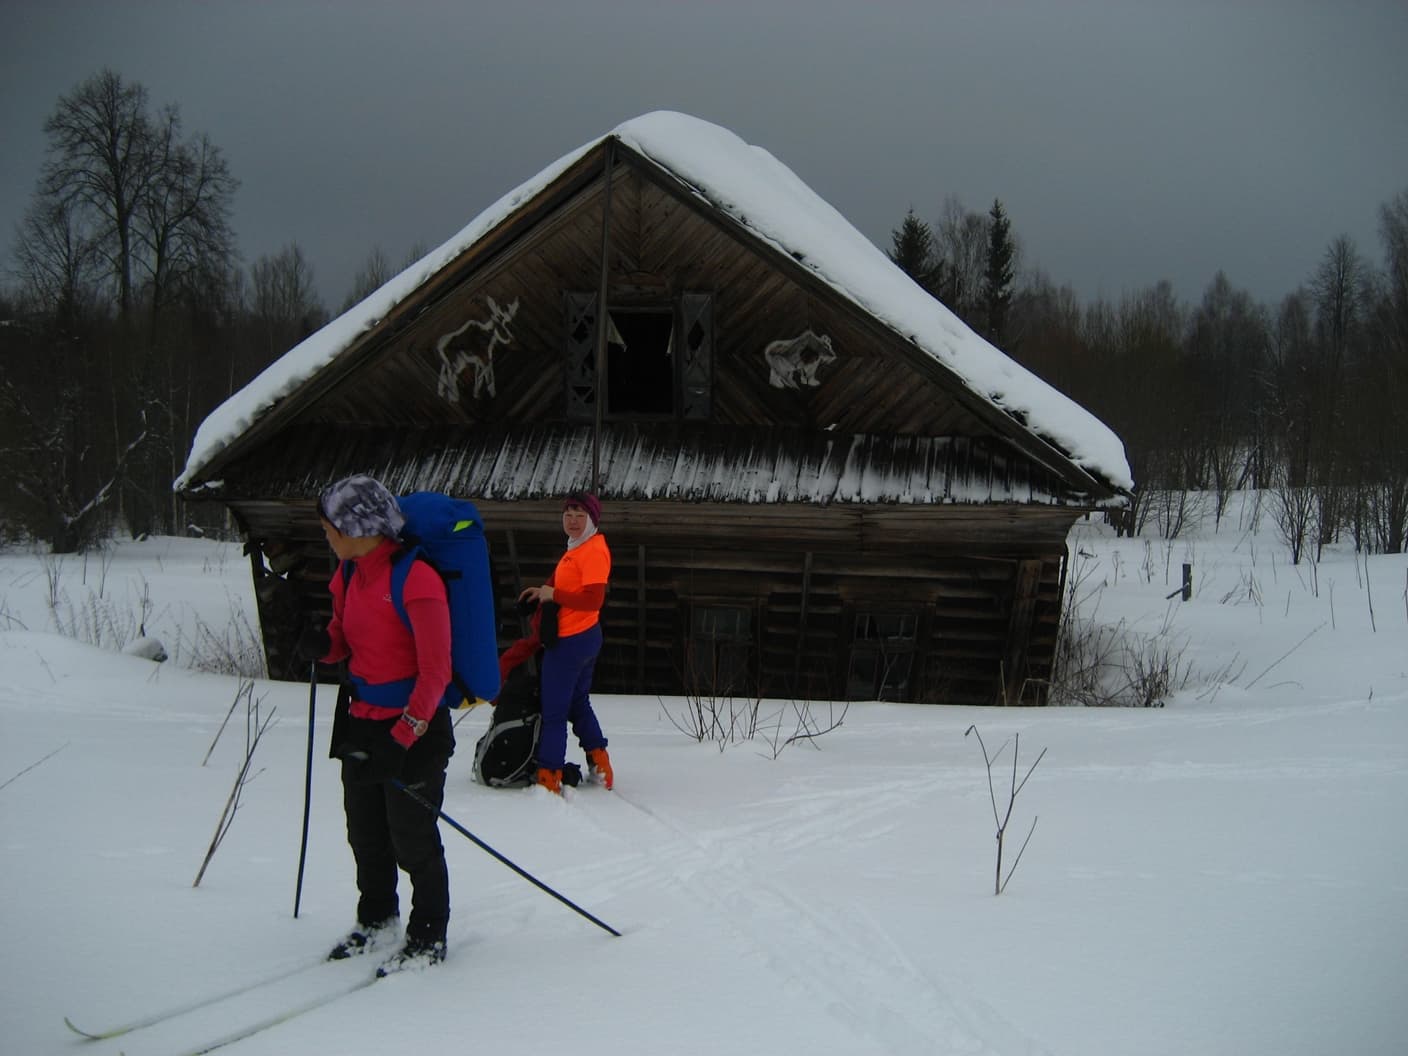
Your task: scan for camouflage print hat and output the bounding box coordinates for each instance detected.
[318,474,405,539]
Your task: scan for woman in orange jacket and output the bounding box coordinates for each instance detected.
[517,493,614,793]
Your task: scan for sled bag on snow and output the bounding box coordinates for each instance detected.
[341,492,501,710]
[473,664,541,787]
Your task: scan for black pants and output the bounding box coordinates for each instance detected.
[340,709,455,944]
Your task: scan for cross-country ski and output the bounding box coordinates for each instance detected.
[63,957,328,1040]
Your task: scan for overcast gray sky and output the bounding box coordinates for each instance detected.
[4,0,1406,313]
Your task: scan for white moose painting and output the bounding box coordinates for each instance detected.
[435,296,520,402]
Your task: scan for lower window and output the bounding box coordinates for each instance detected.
[847,612,917,700]
[686,604,752,697]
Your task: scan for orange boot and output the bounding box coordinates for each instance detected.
[586,748,614,790]
[535,767,563,794]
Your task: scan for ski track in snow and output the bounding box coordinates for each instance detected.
[562,783,1051,1056]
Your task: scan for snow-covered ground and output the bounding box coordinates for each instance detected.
[2,494,1405,1056]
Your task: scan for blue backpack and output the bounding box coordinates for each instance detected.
[342,492,501,710]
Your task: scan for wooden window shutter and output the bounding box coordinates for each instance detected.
[679,292,713,420]
[563,291,597,422]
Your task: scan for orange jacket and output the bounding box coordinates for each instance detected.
[551,533,611,638]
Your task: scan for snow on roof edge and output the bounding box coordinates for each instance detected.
[177,112,1132,494]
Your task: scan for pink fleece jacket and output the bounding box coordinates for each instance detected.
[324,539,451,747]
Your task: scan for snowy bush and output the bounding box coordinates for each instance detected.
[1047,549,1197,707]
[26,544,265,678]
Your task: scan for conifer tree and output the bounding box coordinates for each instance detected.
[982,198,1015,346]
[888,209,942,293]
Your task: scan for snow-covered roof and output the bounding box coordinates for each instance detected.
[176,111,1132,494]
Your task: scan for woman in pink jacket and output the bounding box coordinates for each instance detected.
[304,474,453,975]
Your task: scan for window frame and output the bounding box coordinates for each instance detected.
[846,610,919,700]
[684,601,755,698]
[602,306,677,420]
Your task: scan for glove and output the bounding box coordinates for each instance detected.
[538,601,560,647]
[293,621,330,663]
[342,732,407,785]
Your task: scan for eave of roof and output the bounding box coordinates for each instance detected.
[203,423,1123,511]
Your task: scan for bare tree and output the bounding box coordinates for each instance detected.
[1380,189,1408,348]
[1110,282,1187,533]
[39,70,158,321]
[5,200,133,551]
[1308,236,1371,554]
[1272,472,1316,566]
[14,70,242,541]
[339,244,393,312]
[1267,289,1315,487]
[0,343,148,551]
[935,194,988,327]
[1185,272,1269,525]
[250,243,327,358]
[1351,189,1408,552]
[10,196,104,320]
[1005,268,1086,385]
[338,241,431,313]
[33,69,238,342]
[138,126,238,336]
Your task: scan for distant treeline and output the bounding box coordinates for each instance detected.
[889,187,1408,557]
[3,69,1405,557]
[0,71,416,550]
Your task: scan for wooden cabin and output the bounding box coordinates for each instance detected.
[177,112,1131,706]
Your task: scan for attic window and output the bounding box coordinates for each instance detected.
[564,292,712,422]
[605,309,674,417]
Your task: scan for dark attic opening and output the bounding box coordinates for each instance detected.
[605,308,674,416]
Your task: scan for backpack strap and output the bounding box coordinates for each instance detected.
[391,547,472,710]
[387,546,421,634]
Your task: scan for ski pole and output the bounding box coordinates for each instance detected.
[293,661,317,918]
[391,779,621,938]
[451,696,489,731]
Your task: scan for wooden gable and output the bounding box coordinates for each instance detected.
[250,144,1058,487]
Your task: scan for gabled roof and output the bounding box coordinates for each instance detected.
[176,112,1132,497]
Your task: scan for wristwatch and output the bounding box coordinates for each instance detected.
[400,712,429,738]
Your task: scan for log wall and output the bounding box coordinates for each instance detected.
[239,497,1075,707]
